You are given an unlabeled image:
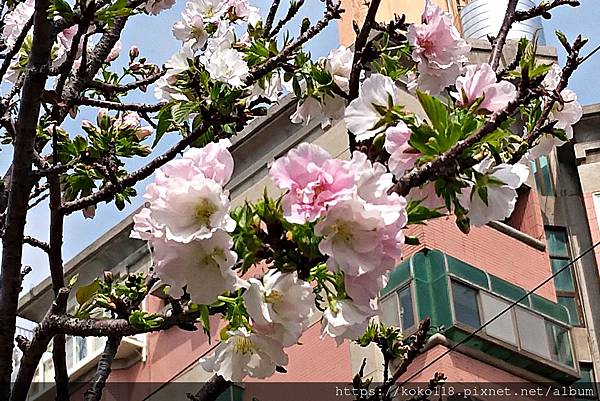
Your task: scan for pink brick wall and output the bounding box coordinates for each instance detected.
[405,215,556,300]
[507,188,546,242]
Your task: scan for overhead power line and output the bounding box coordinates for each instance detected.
[395,239,600,387]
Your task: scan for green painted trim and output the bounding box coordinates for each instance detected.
[489,276,530,307]
[446,254,490,289]
[381,258,411,297]
[530,294,571,325]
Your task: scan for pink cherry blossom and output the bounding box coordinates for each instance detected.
[454,63,517,113]
[384,122,420,178]
[407,0,470,94]
[269,143,355,224]
[321,299,377,345]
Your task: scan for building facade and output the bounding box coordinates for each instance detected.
[14,2,600,400]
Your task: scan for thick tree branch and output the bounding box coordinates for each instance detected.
[23,236,50,253]
[187,375,231,401]
[83,336,122,401]
[0,0,54,393]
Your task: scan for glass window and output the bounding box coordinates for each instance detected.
[551,258,576,292]
[66,336,73,371]
[558,296,581,326]
[531,156,555,196]
[516,307,551,358]
[380,294,400,328]
[575,363,598,401]
[546,322,574,367]
[380,286,415,330]
[480,292,517,345]
[76,336,88,362]
[546,228,569,257]
[399,286,415,330]
[451,281,481,328]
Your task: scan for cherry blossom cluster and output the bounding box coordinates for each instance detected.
[270,143,407,344]
[2,0,122,84]
[154,0,267,101]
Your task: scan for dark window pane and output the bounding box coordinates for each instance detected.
[546,228,569,257]
[576,364,597,400]
[551,258,575,292]
[539,156,556,196]
[546,322,574,367]
[399,287,415,330]
[557,296,581,325]
[451,282,481,328]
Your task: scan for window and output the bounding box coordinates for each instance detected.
[594,193,600,233]
[531,155,555,196]
[546,322,574,367]
[480,292,517,345]
[546,227,582,325]
[380,285,415,331]
[451,281,481,328]
[576,363,599,401]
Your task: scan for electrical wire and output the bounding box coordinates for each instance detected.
[394,239,600,387]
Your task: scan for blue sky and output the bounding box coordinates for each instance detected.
[7,0,600,295]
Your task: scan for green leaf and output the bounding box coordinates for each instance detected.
[416,91,449,134]
[153,105,174,147]
[406,200,444,225]
[171,101,198,124]
[76,279,100,305]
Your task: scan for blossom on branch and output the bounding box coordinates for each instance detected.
[269,143,355,224]
[200,327,288,381]
[345,74,403,141]
[321,299,377,346]
[459,160,529,227]
[453,63,517,113]
[243,270,314,346]
[151,230,246,304]
[407,0,470,94]
[384,122,420,178]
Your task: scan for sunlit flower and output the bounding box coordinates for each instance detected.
[345,74,403,141]
[2,0,34,50]
[203,47,249,87]
[322,299,376,345]
[269,143,355,224]
[244,270,314,346]
[454,63,517,113]
[459,160,529,226]
[173,2,209,50]
[144,0,177,15]
[134,173,235,243]
[325,45,353,92]
[152,230,245,304]
[407,0,470,94]
[200,327,288,381]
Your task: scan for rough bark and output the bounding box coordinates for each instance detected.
[0,0,53,395]
[83,336,122,401]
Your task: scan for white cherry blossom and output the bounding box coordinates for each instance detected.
[322,299,377,345]
[200,328,288,381]
[345,74,403,141]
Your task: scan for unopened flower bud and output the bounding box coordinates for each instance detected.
[135,127,152,141]
[129,45,140,60]
[97,109,110,130]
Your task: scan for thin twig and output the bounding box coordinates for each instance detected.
[73,96,166,112]
[489,0,519,70]
[0,15,34,82]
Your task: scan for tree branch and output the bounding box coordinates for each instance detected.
[0,15,34,83]
[514,0,580,21]
[187,375,231,401]
[0,0,54,393]
[489,0,519,70]
[23,236,50,253]
[263,0,281,36]
[73,96,166,112]
[88,71,164,96]
[83,336,122,401]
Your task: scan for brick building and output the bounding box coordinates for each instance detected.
[14,1,600,400]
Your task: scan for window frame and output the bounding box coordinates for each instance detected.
[378,281,417,333]
[545,226,585,327]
